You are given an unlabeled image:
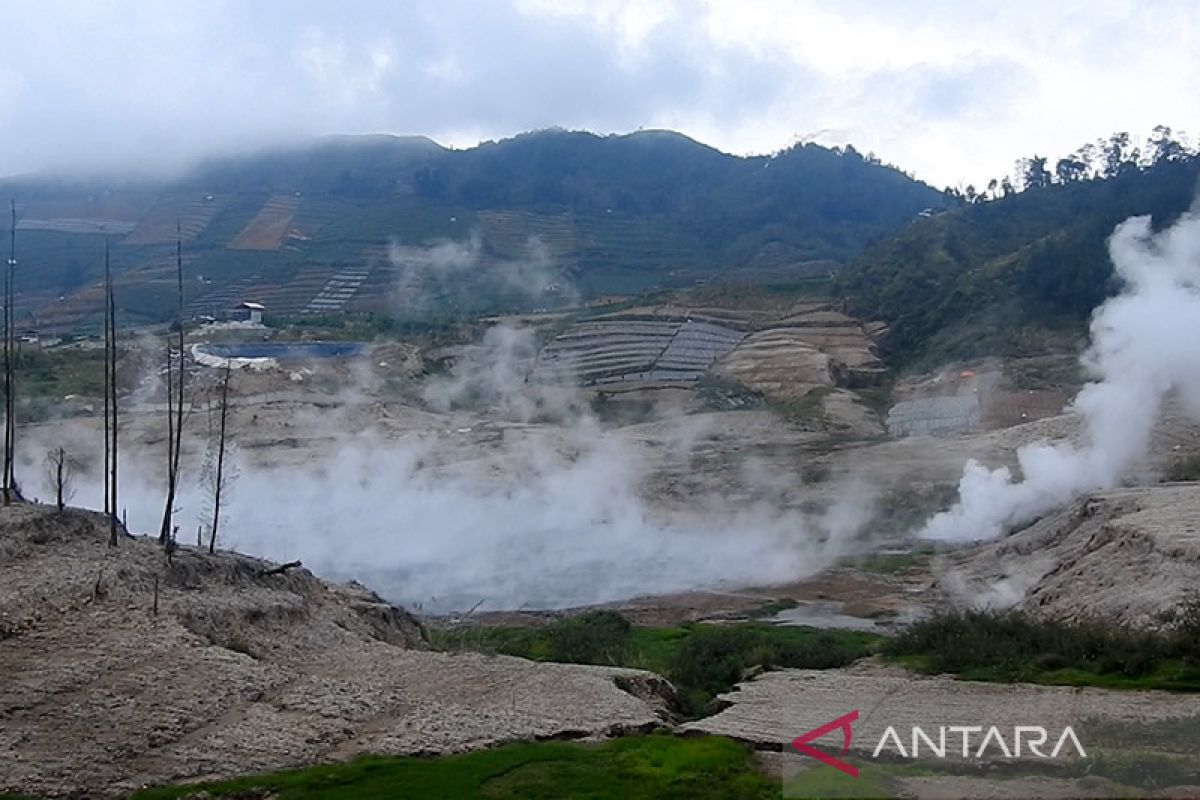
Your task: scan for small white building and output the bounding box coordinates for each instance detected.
[238,302,265,325]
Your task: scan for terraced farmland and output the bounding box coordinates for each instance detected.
[478,210,581,258]
[576,213,707,271]
[123,195,224,245]
[242,265,332,316]
[342,245,409,314]
[15,196,150,237]
[17,218,137,235]
[184,277,259,319]
[227,194,303,250]
[533,317,745,386]
[304,265,372,313]
[711,303,886,402]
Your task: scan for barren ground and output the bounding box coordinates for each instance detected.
[0,506,674,798]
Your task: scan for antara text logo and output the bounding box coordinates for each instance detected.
[790,710,1087,778]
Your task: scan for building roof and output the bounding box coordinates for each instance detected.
[239,302,266,310]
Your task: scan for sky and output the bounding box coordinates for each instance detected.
[0,0,1196,187]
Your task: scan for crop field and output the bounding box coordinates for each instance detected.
[14,195,151,236]
[16,218,136,235]
[228,194,303,250]
[123,195,224,245]
[533,316,745,386]
[478,210,582,258]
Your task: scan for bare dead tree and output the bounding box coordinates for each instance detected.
[43,446,77,512]
[3,199,17,504]
[162,338,174,510]
[159,224,186,545]
[102,241,110,518]
[104,238,119,547]
[205,361,235,554]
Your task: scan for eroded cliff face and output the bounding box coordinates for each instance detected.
[0,505,674,798]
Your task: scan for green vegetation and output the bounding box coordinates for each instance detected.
[847,550,932,576]
[433,611,880,716]
[116,713,1200,800]
[4,130,941,328]
[14,346,106,401]
[837,147,1200,366]
[783,752,1200,798]
[883,609,1200,691]
[782,761,896,799]
[128,734,778,800]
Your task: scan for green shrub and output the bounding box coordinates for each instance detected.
[546,610,632,665]
[884,609,1200,690]
[436,614,879,718]
[666,624,874,712]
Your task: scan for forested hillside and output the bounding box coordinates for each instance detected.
[836,132,1200,366]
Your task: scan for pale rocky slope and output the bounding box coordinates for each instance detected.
[0,506,674,798]
[945,483,1200,628]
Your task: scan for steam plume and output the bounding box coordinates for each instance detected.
[922,207,1200,541]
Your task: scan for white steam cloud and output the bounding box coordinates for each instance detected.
[389,232,575,314]
[18,317,871,611]
[36,421,859,611]
[922,207,1200,542]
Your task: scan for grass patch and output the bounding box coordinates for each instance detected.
[433,611,880,716]
[783,760,896,799]
[782,753,1200,798]
[12,346,105,400]
[846,551,931,576]
[883,609,1200,692]
[128,734,778,800]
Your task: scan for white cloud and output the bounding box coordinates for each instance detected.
[0,0,1195,186]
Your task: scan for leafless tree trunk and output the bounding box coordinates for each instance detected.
[102,246,110,518]
[207,361,232,554]
[4,199,17,505]
[44,446,76,513]
[105,239,119,547]
[159,226,185,545]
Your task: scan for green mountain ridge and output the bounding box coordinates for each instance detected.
[0,129,940,331]
[835,154,1200,367]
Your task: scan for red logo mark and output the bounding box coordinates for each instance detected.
[790,709,859,778]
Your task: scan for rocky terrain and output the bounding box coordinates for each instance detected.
[946,483,1200,628]
[0,506,675,797]
[686,662,1200,799]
